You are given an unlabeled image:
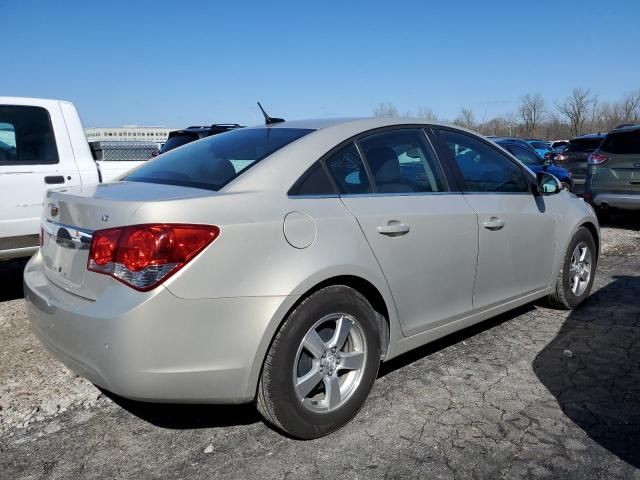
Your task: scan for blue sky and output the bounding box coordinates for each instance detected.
[3,0,639,127]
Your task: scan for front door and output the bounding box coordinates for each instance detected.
[437,128,557,310]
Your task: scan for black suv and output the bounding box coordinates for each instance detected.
[158,124,244,155]
[553,133,605,194]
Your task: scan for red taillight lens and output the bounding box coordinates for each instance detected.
[544,152,552,160]
[588,152,608,165]
[88,224,219,291]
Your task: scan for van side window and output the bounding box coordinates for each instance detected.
[0,106,59,165]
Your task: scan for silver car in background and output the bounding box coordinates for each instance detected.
[25,118,599,439]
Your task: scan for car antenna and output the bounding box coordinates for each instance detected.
[257,102,285,125]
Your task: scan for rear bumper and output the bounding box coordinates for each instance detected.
[24,251,291,403]
[591,192,640,210]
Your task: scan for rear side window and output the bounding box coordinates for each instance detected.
[289,162,335,196]
[600,130,640,154]
[440,129,529,193]
[325,143,372,194]
[125,127,313,191]
[567,138,603,152]
[0,105,59,165]
[359,129,446,193]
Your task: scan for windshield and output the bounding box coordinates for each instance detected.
[567,138,603,153]
[124,127,313,191]
[600,130,640,155]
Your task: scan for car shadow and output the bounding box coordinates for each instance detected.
[379,304,535,378]
[0,258,28,302]
[533,275,640,467]
[599,210,640,230]
[101,389,260,429]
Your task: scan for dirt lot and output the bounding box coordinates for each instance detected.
[1,213,638,479]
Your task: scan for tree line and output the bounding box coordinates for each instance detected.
[373,88,640,140]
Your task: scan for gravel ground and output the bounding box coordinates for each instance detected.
[0,213,638,479]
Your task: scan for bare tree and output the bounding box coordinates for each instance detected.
[373,102,398,118]
[556,88,596,137]
[453,107,476,130]
[518,93,546,137]
[619,90,640,124]
[415,106,438,121]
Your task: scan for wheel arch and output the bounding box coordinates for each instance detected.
[579,221,600,258]
[249,272,396,401]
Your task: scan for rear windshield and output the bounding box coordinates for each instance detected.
[567,138,603,153]
[159,132,200,153]
[600,130,640,155]
[124,127,313,191]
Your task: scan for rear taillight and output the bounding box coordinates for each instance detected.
[555,154,569,162]
[588,152,608,165]
[88,224,219,291]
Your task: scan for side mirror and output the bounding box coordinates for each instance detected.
[535,171,562,195]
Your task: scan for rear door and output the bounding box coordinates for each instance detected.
[329,128,478,337]
[435,128,557,310]
[0,102,82,250]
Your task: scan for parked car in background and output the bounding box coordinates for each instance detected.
[551,140,569,151]
[584,124,640,218]
[526,139,552,157]
[489,137,540,156]
[157,124,244,155]
[25,118,599,439]
[0,97,144,259]
[553,133,605,194]
[495,139,574,191]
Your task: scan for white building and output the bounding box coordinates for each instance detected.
[85,125,176,143]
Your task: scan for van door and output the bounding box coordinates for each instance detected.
[0,103,82,253]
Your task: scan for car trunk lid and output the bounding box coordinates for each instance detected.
[41,181,216,300]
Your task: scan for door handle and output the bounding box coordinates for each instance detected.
[377,222,410,237]
[482,217,505,231]
[44,175,65,185]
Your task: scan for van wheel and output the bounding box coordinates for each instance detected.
[257,285,381,439]
[547,227,597,309]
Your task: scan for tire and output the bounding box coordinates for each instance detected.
[561,181,572,192]
[595,206,610,224]
[547,227,597,309]
[257,285,381,439]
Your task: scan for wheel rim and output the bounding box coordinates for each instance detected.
[569,241,592,296]
[293,313,367,413]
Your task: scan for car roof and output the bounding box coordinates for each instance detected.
[573,133,606,140]
[609,124,640,133]
[243,117,472,133]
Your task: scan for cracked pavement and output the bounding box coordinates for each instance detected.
[1,214,639,479]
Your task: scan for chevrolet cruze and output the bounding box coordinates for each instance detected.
[25,118,599,439]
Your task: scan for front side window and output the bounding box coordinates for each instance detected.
[440,129,529,193]
[125,127,313,191]
[325,143,372,194]
[0,106,59,165]
[359,129,446,193]
[508,145,542,167]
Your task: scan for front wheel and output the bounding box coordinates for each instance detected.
[547,227,597,309]
[257,285,381,439]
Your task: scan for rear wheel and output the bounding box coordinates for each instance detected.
[547,227,597,309]
[257,285,381,439]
